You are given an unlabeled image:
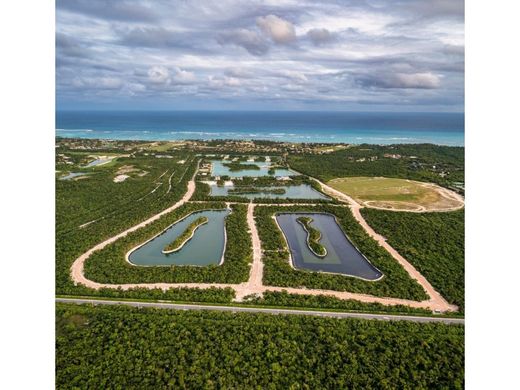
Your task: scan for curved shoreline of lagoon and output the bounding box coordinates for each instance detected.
[275,212,383,281]
[126,209,230,267]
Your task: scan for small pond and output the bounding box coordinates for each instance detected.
[275,213,383,280]
[128,209,230,266]
[84,157,113,167]
[209,184,329,200]
[210,160,296,178]
[59,172,88,180]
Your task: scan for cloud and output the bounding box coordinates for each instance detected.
[148,66,170,84]
[172,68,197,84]
[357,72,441,89]
[119,27,179,48]
[217,29,269,55]
[147,66,196,86]
[306,28,335,46]
[256,15,296,44]
[56,0,157,22]
[72,77,123,90]
[56,0,464,111]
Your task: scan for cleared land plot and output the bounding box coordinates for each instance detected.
[327,176,464,212]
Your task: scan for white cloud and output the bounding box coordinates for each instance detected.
[147,66,170,84]
[172,68,196,84]
[306,28,335,46]
[256,15,296,44]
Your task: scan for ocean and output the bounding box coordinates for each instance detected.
[56,111,464,146]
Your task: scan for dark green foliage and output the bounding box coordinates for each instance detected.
[56,303,464,389]
[222,162,261,171]
[61,286,235,303]
[362,208,465,311]
[288,143,464,190]
[256,205,428,300]
[83,203,252,284]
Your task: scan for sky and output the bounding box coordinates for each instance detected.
[56,0,464,112]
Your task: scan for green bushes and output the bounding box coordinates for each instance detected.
[56,303,464,389]
[255,205,428,300]
[362,208,465,311]
[83,203,252,284]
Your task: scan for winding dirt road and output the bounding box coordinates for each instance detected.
[69,161,459,313]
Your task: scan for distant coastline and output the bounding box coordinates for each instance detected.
[56,111,464,146]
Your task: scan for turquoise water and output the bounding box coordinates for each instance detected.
[276,213,382,280]
[209,184,329,200]
[128,209,230,266]
[210,160,295,178]
[56,111,464,146]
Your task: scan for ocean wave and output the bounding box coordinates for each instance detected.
[56,128,94,133]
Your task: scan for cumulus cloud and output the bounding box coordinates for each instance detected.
[148,66,170,84]
[357,72,441,89]
[256,15,296,44]
[172,68,197,84]
[217,29,269,55]
[306,28,335,46]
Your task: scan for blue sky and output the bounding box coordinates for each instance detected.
[56,0,464,112]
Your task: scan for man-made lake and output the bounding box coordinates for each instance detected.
[210,160,296,178]
[128,209,230,266]
[84,157,113,167]
[59,172,88,180]
[209,184,329,200]
[275,213,383,280]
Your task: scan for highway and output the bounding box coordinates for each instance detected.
[56,297,464,325]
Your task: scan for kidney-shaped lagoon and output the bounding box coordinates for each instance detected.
[275,213,383,280]
[128,209,230,266]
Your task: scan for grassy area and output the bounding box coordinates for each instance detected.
[327,176,462,211]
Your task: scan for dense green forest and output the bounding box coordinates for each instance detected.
[84,203,252,284]
[56,303,464,389]
[255,205,428,300]
[362,209,465,312]
[288,143,464,190]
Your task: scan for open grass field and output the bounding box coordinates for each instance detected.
[327,176,464,211]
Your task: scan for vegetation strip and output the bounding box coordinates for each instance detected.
[56,298,464,324]
[296,216,327,257]
[162,216,208,253]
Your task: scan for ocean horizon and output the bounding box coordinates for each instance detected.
[56,111,464,146]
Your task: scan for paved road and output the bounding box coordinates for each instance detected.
[56,297,464,325]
